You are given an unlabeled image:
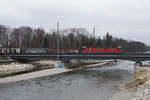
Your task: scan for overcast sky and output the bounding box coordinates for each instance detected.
[0,0,150,44]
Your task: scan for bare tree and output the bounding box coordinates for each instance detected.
[18,26,33,48]
[0,25,9,47]
[33,28,45,48]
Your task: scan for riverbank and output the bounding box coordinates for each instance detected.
[0,60,114,84]
[0,59,109,78]
[110,63,150,100]
[0,60,55,78]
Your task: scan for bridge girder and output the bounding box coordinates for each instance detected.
[10,54,150,62]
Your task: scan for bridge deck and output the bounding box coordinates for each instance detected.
[7,53,150,62]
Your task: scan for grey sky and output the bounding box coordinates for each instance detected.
[0,0,150,44]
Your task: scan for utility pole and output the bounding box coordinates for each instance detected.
[93,26,95,38]
[57,22,59,64]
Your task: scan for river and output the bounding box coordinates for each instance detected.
[0,60,134,100]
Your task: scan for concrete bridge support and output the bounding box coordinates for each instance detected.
[61,59,71,63]
[60,59,72,68]
[134,62,143,74]
[134,61,143,66]
[114,59,118,62]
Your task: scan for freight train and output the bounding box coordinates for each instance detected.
[0,46,123,54]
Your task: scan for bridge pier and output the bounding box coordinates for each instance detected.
[134,62,143,74]
[61,59,71,63]
[114,59,118,62]
[60,59,71,68]
[134,62,143,66]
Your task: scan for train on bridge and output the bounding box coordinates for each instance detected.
[1,47,149,66]
[0,46,123,54]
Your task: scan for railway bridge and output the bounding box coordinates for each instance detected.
[7,53,150,66]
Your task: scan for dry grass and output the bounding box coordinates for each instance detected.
[142,65,150,67]
[124,69,148,89]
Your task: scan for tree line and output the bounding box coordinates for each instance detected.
[0,24,149,52]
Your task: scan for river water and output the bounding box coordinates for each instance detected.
[0,60,134,100]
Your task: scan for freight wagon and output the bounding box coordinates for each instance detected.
[0,48,21,54]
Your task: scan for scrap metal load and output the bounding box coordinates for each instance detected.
[47,48,79,54]
[22,48,48,54]
[0,48,21,54]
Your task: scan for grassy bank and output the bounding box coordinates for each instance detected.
[124,69,148,90]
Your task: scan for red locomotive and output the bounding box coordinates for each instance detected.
[81,46,123,53]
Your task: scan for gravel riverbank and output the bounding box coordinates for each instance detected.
[0,63,34,76]
[110,63,150,100]
[0,60,56,78]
